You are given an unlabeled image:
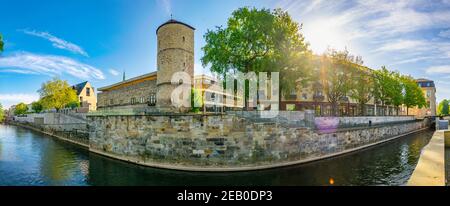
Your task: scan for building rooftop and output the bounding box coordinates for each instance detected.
[98,72,157,92]
[416,78,435,88]
[72,81,88,95]
[156,19,195,34]
[416,78,433,82]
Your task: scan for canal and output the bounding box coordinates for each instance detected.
[0,124,434,186]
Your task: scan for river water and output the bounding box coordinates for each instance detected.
[0,124,434,186]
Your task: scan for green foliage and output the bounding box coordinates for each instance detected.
[0,33,3,53]
[0,103,5,122]
[201,7,312,102]
[38,77,78,111]
[386,71,403,115]
[401,75,427,115]
[349,66,374,115]
[322,49,360,116]
[31,101,44,113]
[437,99,449,116]
[372,66,403,115]
[14,103,28,115]
[191,88,204,113]
[66,101,80,109]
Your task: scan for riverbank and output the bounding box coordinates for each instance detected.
[7,121,89,149]
[9,115,429,172]
[0,123,434,185]
[88,114,428,172]
[407,130,446,186]
[90,127,429,172]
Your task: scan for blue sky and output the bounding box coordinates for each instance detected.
[1,0,450,108]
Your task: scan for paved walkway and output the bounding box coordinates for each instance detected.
[407,130,446,186]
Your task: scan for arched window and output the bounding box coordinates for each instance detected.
[182,36,185,42]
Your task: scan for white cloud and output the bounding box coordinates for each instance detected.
[426,65,450,74]
[22,29,89,57]
[109,69,120,76]
[439,29,450,38]
[0,52,105,80]
[0,69,39,74]
[0,93,40,108]
[375,40,428,52]
[157,0,172,16]
[276,0,450,102]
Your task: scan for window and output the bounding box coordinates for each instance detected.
[290,89,296,95]
[80,96,83,102]
[302,93,308,100]
[104,100,108,106]
[141,97,145,103]
[182,36,185,42]
[86,87,91,96]
[131,98,136,104]
[149,94,156,106]
[426,91,431,98]
[110,99,114,105]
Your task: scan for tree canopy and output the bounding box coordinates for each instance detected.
[349,66,374,116]
[14,103,28,115]
[321,49,360,116]
[401,75,426,115]
[437,99,449,116]
[201,7,312,101]
[31,101,44,113]
[38,77,78,111]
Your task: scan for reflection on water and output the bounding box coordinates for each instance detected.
[0,124,434,186]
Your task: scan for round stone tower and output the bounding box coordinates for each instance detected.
[156,19,195,112]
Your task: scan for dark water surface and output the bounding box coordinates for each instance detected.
[0,124,434,186]
[446,147,450,186]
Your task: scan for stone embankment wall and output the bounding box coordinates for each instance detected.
[12,112,89,147]
[14,112,87,131]
[316,116,415,128]
[87,112,426,171]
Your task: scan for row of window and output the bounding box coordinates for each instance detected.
[104,94,156,106]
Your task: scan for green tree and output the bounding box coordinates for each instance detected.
[0,103,5,122]
[31,101,44,113]
[387,71,403,115]
[38,77,78,111]
[66,101,80,109]
[322,49,358,116]
[14,103,28,115]
[401,75,427,115]
[0,33,4,53]
[373,66,397,115]
[437,99,449,116]
[349,66,374,116]
[201,7,312,109]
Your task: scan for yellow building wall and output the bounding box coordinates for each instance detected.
[78,82,97,111]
